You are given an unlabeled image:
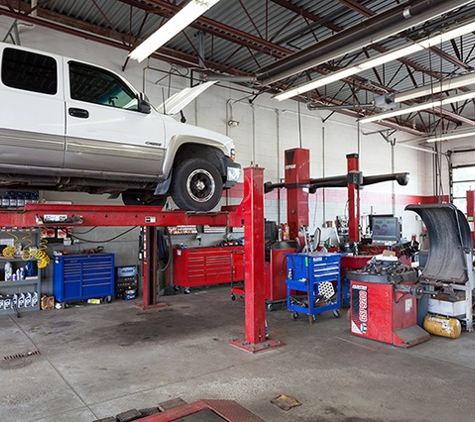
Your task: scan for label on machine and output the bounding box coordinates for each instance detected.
[351,284,368,335]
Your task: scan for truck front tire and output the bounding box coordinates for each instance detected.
[171,158,223,211]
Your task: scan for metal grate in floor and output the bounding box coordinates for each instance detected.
[3,350,40,361]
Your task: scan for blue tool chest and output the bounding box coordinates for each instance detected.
[286,253,342,322]
[53,254,115,303]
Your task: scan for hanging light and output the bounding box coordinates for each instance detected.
[129,0,222,63]
[359,91,475,124]
[274,20,475,101]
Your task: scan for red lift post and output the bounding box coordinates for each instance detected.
[285,148,310,239]
[467,190,475,244]
[346,153,361,243]
[229,167,283,353]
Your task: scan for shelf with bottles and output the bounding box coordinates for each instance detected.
[0,228,44,315]
[0,260,38,284]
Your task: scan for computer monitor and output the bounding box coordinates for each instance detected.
[116,265,137,278]
[371,216,400,243]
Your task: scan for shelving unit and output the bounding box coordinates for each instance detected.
[286,253,342,324]
[0,229,41,315]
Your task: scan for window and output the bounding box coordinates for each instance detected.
[1,48,57,94]
[452,165,475,214]
[69,61,138,110]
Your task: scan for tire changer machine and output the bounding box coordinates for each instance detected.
[348,203,474,348]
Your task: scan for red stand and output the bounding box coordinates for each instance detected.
[347,153,360,243]
[229,167,283,353]
[133,227,168,310]
[285,149,310,239]
[467,190,475,245]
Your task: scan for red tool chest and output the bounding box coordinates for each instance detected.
[173,247,244,288]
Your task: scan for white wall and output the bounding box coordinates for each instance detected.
[0,16,433,247]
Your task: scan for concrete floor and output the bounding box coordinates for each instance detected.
[1,286,474,422]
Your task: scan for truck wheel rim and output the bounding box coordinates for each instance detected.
[186,169,215,203]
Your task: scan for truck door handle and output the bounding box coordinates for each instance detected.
[68,108,89,119]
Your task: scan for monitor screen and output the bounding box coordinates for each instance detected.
[116,265,137,278]
[371,217,400,243]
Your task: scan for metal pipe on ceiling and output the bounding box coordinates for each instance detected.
[257,0,473,85]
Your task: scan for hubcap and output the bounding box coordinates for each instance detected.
[186,169,215,203]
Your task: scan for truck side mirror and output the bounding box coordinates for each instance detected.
[138,92,151,114]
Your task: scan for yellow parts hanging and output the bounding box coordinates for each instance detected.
[2,229,50,268]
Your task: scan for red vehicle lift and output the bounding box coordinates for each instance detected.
[0,167,279,353]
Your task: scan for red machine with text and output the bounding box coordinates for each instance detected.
[349,259,430,348]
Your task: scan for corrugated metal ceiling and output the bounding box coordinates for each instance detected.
[1,0,475,136]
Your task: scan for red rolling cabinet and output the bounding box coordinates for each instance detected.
[264,247,295,302]
[173,247,244,289]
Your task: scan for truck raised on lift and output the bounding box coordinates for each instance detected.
[0,42,241,211]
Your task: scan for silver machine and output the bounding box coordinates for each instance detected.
[406,204,474,331]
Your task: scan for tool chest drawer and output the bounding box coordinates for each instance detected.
[53,254,115,302]
[173,247,244,288]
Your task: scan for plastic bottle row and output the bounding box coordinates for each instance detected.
[0,191,40,208]
[0,291,39,310]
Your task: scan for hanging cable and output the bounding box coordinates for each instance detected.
[69,226,138,243]
[21,230,50,268]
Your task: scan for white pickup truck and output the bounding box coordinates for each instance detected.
[0,42,241,211]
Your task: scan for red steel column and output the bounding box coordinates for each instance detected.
[229,167,283,352]
[467,190,475,244]
[347,153,360,243]
[285,148,310,239]
[141,226,150,305]
[135,226,166,310]
[244,166,266,344]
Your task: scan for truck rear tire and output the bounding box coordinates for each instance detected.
[171,158,223,211]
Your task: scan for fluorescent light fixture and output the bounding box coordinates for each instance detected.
[274,20,475,101]
[129,0,221,63]
[360,91,475,124]
[395,72,475,103]
[424,129,475,143]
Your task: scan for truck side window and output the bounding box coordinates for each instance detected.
[69,61,138,110]
[1,48,57,94]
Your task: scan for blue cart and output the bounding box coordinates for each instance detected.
[286,253,342,324]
